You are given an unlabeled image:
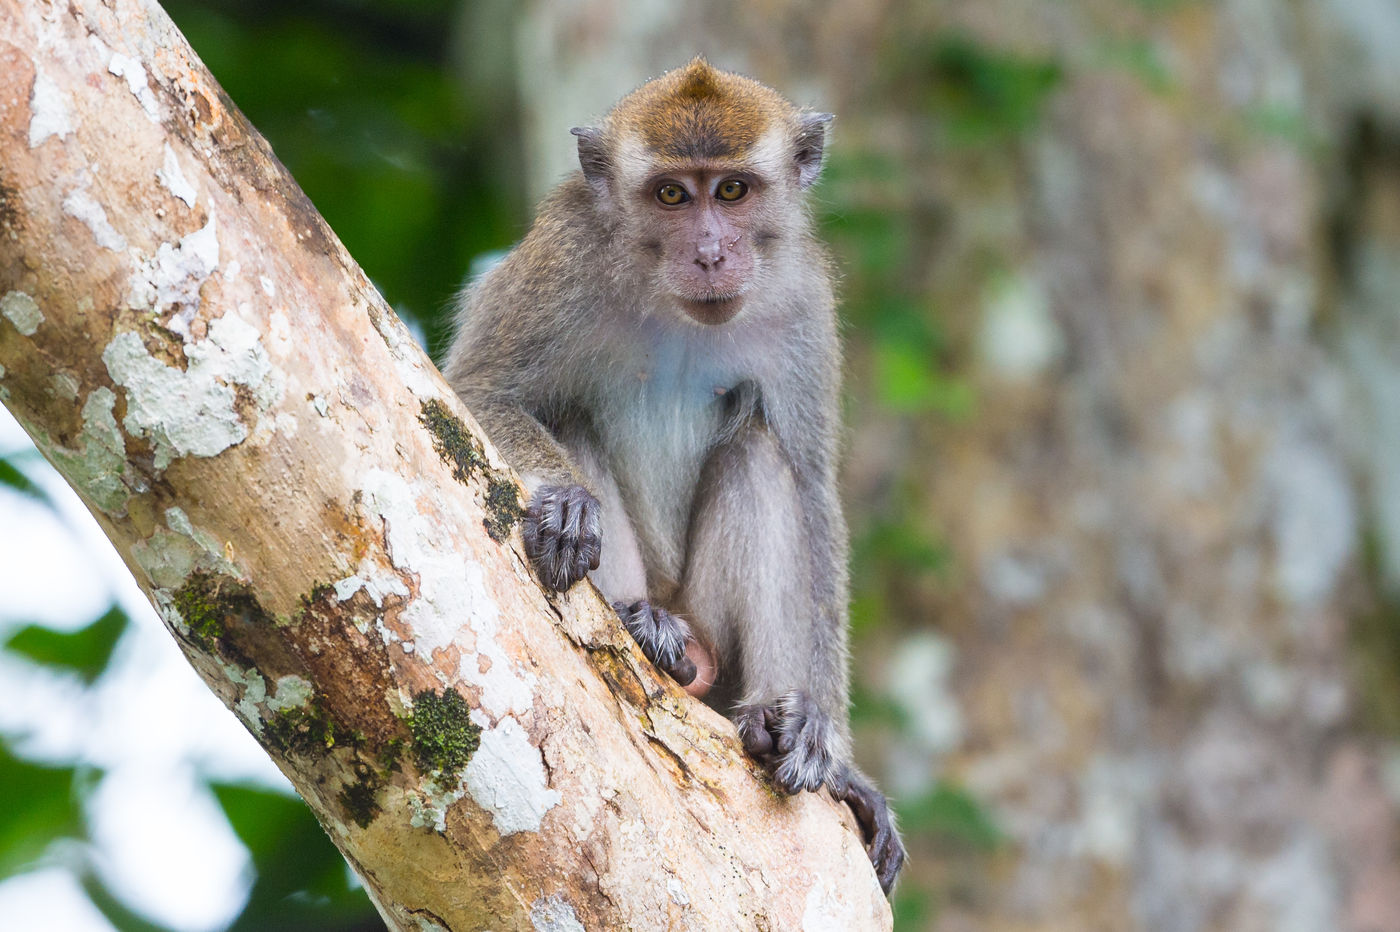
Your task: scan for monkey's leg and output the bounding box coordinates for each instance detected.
[565,435,697,688]
[682,427,842,791]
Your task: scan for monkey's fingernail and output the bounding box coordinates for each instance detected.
[671,657,697,686]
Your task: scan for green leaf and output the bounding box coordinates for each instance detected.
[873,341,975,417]
[898,782,1002,851]
[0,747,84,879]
[4,606,129,685]
[211,783,377,932]
[0,456,51,508]
[77,866,179,932]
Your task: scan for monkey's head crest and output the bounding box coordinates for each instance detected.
[571,58,832,198]
[606,57,798,163]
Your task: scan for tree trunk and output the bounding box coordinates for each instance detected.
[0,2,890,929]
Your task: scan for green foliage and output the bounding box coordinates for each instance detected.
[211,783,376,932]
[898,782,1003,851]
[873,341,975,416]
[1094,38,1175,94]
[162,0,521,358]
[891,33,1063,147]
[848,680,909,730]
[1350,530,1400,737]
[0,747,84,879]
[3,605,128,685]
[891,884,934,931]
[1242,104,1318,151]
[76,871,179,932]
[0,453,51,508]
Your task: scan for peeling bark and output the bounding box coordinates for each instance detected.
[0,2,891,929]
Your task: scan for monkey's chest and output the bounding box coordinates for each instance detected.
[598,359,738,581]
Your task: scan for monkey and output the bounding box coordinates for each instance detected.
[443,57,905,893]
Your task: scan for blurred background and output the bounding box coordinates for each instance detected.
[4,0,1400,929]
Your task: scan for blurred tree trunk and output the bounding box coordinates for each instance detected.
[501,1,1400,929]
[0,2,891,929]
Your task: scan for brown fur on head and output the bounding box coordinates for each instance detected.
[610,56,795,164]
[572,58,832,197]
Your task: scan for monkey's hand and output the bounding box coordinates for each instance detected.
[522,485,601,591]
[613,600,698,688]
[736,693,907,894]
[834,765,907,895]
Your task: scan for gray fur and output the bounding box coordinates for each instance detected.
[442,69,904,893]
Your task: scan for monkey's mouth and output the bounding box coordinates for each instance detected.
[678,293,744,326]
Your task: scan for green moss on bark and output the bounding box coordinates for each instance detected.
[418,398,522,541]
[407,688,480,776]
[171,570,269,645]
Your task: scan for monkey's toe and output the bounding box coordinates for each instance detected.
[838,767,907,894]
[523,485,602,591]
[735,705,777,759]
[614,600,696,687]
[770,692,839,794]
[735,692,840,794]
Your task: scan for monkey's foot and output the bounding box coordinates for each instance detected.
[522,485,602,591]
[734,691,840,794]
[836,766,907,895]
[614,600,697,687]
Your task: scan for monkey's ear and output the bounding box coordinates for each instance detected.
[571,126,611,198]
[794,112,833,189]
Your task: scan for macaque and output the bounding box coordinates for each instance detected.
[444,57,905,892]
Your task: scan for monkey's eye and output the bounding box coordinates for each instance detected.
[657,183,689,206]
[716,179,749,202]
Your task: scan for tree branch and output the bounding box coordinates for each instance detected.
[0,1,890,928]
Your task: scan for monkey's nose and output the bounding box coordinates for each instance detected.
[694,242,724,272]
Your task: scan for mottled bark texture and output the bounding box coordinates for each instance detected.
[499,1,1400,929]
[0,2,891,929]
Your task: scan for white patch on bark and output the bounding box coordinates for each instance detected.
[134,506,238,590]
[62,186,128,252]
[407,777,463,833]
[666,876,690,906]
[50,371,80,401]
[47,387,130,515]
[529,895,585,932]
[28,69,73,147]
[2,291,44,336]
[108,51,160,121]
[979,272,1062,379]
[217,660,269,735]
[463,717,560,836]
[268,675,315,712]
[358,470,536,715]
[157,144,197,207]
[801,879,858,932]
[127,213,220,324]
[360,470,476,655]
[333,562,409,608]
[886,631,962,756]
[1267,435,1355,606]
[1080,756,1151,867]
[459,561,536,718]
[369,305,443,399]
[103,313,279,470]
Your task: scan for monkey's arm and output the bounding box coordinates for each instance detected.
[451,390,602,591]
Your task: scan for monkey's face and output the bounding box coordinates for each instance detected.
[636,168,768,326]
[572,59,831,326]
